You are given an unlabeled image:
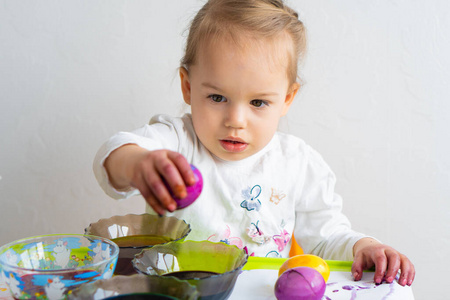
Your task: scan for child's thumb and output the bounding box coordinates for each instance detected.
[351,257,364,281]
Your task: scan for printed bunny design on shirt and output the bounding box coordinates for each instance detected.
[271,219,290,252]
[240,185,262,211]
[273,228,291,252]
[246,221,271,245]
[208,225,244,248]
[269,187,286,205]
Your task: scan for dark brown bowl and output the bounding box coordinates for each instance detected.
[85,214,191,275]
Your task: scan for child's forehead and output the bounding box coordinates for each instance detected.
[191,33,292,87]
[198,30,293,66]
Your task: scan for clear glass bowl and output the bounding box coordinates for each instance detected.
[85,214,191,275]
[133,240,248,300]
[69,274,199,300]
[0,234,119,300]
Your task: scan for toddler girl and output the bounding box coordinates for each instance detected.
[94,0,414,286]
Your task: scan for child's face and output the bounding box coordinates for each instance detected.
[180,35,299,161]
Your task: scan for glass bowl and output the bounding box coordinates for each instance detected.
[85,214,191,275]
[132,240,248,300]
[0,234,119,300]
[69,274,198,300]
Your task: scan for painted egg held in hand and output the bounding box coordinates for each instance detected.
[171,164,203,209]
[274,267,326,300]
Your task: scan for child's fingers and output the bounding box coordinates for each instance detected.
[351,255,365,281]
[145,170,177,212]
[134,166,176,212]
[398,255,415,286]
[169,151,196,186]
[384,249,401,283]
[352,241,415,287]
[372,252,387,285]
[155,156,187,200]
[144,193,166,216]
[134,176,167,215]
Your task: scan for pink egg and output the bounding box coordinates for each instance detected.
[274,267,326,300]
[171,164,203,209]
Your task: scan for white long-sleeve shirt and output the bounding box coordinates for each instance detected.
[94,114,368,260]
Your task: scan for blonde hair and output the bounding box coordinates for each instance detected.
[181,0,306,84]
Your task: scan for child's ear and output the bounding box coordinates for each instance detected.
[281,82,300,116]
[179,67,191,105]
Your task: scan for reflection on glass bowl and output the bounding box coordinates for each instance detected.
[133,240,248,300]
[69,274,198,300]
[0,234,118,300]
[85,214,191,275]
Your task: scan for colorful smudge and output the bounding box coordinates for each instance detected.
[326,276,399,300]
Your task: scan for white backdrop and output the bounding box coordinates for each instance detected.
[1,1,449,299]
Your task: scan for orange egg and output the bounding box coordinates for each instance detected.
[278,254,330,282]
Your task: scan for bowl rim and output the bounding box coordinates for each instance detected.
[132,240,249,280]
[0,233,119,272]
[70,273,199,297]
[84,213,192,249]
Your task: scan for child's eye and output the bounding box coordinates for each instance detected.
[250,99,268,108]
[208,94,227,103]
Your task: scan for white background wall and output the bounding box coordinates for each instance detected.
[1,0,448,299]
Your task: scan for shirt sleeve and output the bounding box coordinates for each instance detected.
[92,114,192,200]
[293,145,372,261]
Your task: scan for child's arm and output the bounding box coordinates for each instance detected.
[293,143,415,286]
[351,237,415,286]
[104,144,196,215]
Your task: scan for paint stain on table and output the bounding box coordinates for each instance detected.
[325,276,398,300]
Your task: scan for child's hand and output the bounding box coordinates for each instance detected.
[351,238,415,286]
[104,145,196,215]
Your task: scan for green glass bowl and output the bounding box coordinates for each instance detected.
[69,274,199,300]
[133,240,248,300]
[0,234,119,300]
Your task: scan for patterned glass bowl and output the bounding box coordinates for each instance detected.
[69,274,199,300]
[85,214,191,275]
[0,234,119,300]
[133,240,248,300]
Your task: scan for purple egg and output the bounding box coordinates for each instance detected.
[274,267,326,300]
[171,164,203,209]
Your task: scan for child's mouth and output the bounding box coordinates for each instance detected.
[220,139,248,152]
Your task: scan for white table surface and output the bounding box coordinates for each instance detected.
[229,268,414,300]
[0,268,414,300]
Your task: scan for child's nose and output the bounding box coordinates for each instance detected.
[224,104,247,129]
